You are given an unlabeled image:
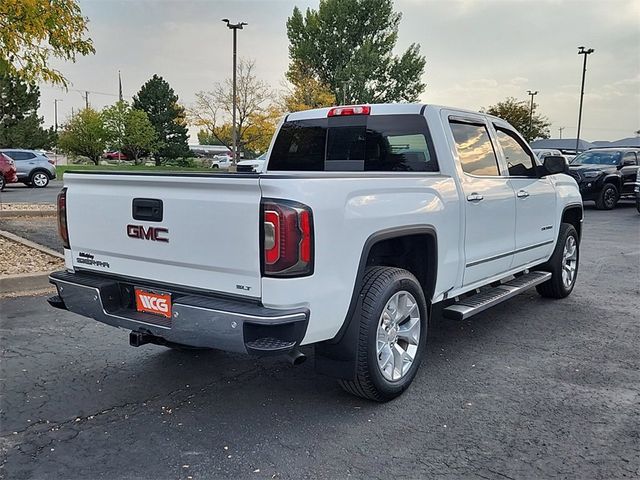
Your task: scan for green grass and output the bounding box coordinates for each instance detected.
[56,163,216,177]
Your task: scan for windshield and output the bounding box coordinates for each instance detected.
[571,151,621,165]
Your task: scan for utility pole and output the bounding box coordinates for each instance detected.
[558,127,565,139]
[342,80,352,105]
[222,19,247,168]
[575,46,594,154]
[84,90,89,109]
[54,99,62,132]
[527,90,538,140]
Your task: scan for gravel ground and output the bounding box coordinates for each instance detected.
[0,237,64,276]
[0,217,63,253]
[0,205,639,479]
[0,203,56,211]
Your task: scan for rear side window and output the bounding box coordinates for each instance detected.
[269,114,438,172]
[449,121,499,176]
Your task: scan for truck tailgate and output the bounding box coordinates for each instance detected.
[64,173,262,298]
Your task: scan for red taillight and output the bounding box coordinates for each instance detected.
[327,105,371,117]
[48,159,55,165]
[262,200,314,277]
[57,187,70,249]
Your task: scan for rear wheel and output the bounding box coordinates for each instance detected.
[338,267,428,402]
[0,175,5,191]
[536,223,579,299]
[30,171,50,188]
[595,183,618,210]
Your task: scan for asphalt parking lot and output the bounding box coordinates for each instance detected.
[1,204,638,479]
[0,181,63,205]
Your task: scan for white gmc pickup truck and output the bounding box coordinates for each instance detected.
[49,104,583,401]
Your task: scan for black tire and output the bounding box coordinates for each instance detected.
[535,223,579,299]
[595,183,618,210]
[29,170,50,188]
[338,267,428,402]
[0,175,5,191]
[636,199,640,214]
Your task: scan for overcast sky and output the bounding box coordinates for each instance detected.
[39,0,640,142]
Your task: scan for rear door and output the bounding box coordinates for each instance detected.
[65,173,263,298]
[492,124,556,268]
[447,115,516,286]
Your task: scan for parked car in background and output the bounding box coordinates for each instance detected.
[568,147,639,209]
[236,153,267,173]
[210,154,233,169]
[104,151,128,161]
[0,152,18,191]
[533,149,569,164]
[0,148,56,188]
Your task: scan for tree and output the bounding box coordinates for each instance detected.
[281,75,336,112]
[0,71,56,148]
[191,59,274,155]
[121,109,157,164]
[58,108,108,164]
[102,101,157,163]
[0,0,94,86]
[197,130,223,146]
[482,97,551,142]
[133,75,190,165]
[286,0,426,104]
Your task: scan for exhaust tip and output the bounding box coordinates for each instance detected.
[287,349,306,366]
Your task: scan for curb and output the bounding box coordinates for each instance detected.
[0,210,56,218]
[0,229,64,259]
[0,272,53,295]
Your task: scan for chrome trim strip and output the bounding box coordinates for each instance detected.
[466,240,554,268]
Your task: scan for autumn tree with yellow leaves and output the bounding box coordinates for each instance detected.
[191,59,280,156]
[0,0,95,85]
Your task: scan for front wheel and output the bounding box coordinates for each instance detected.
[30,171,50,188]
[0,175,5,191]
[536,223,579,299]
[338,267,428,402]
[595,183,618,210]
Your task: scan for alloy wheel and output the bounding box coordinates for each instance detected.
[562,235,578,289]
[376,291,421,381]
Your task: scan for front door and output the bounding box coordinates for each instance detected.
[620,151,638,195]
[448,118,516,286]
[492,125,557,267]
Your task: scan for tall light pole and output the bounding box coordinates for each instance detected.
[575,46,594,154]
[54,99,63,132]
[222,18,247,167]
[527,90,538,140]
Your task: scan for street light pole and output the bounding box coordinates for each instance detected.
[222,19,247,168]
[527,90,538,140]
[54,99,62,132]
[575,46,594,154]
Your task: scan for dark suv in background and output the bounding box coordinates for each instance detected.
[0,149,56,188]
[568,147,639,209]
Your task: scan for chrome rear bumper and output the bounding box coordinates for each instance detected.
[49,271,308,354]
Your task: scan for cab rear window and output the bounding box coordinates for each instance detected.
[269,114,438,172]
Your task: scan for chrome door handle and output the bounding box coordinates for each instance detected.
[466,193,484,202]
[517,190,530,198]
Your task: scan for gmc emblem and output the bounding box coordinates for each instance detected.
[127,224,169,243]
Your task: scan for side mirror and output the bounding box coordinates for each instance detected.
[542,155,567,176]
